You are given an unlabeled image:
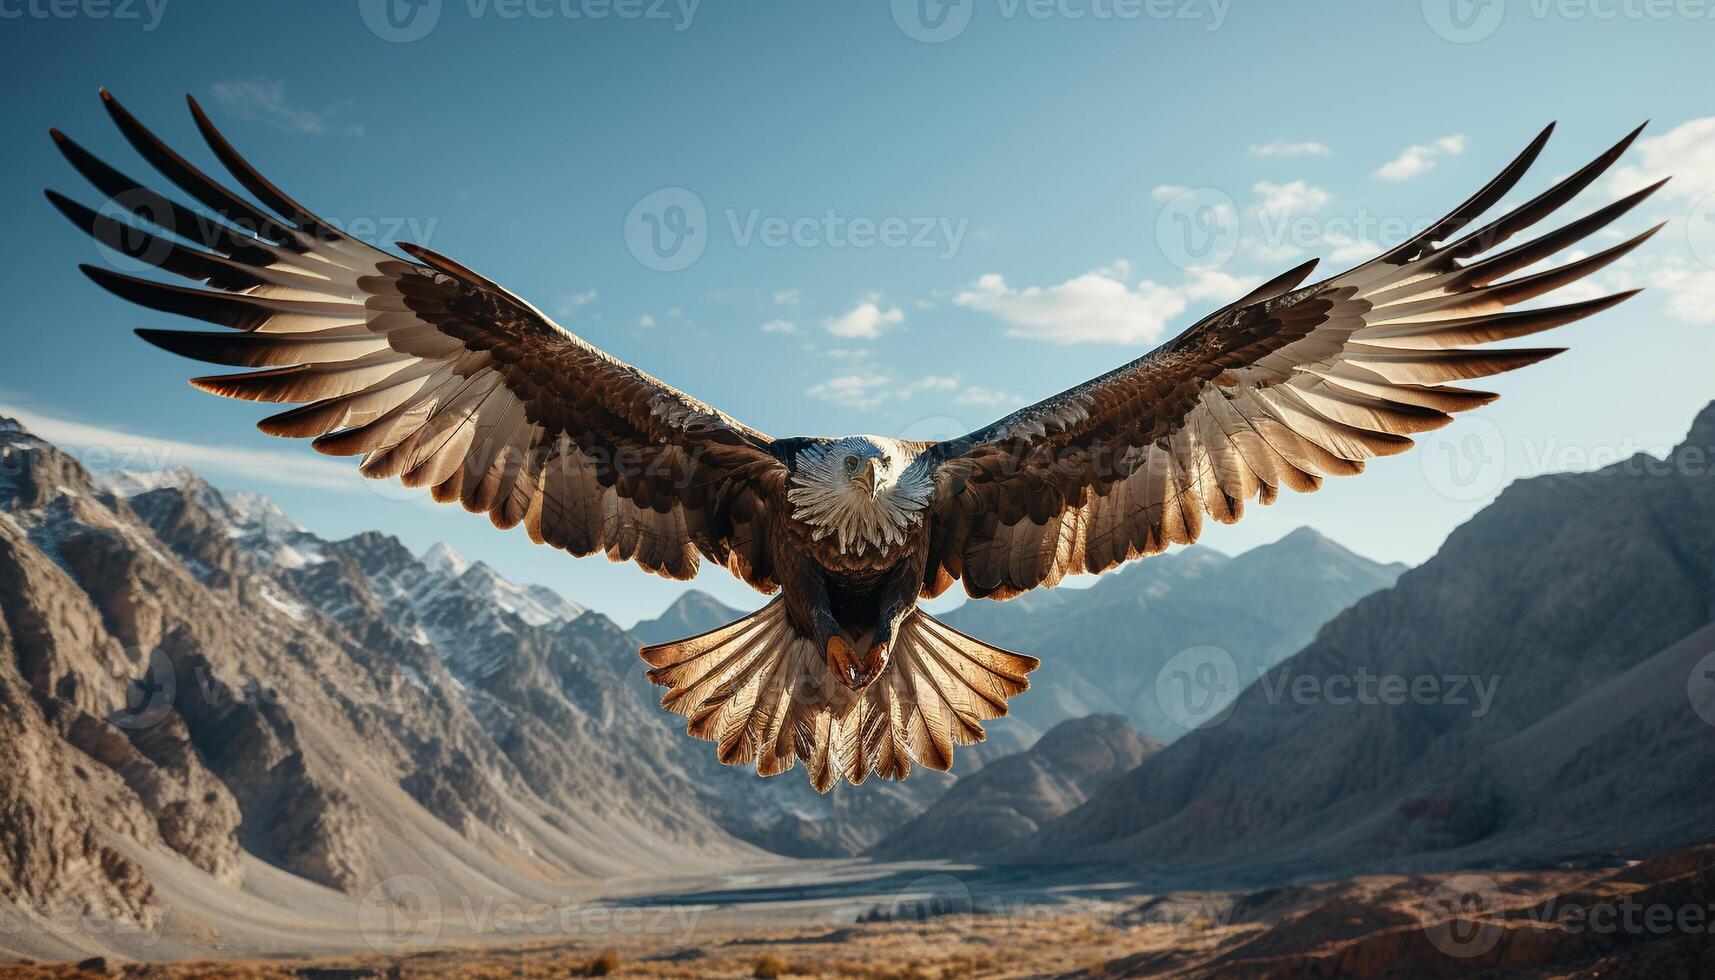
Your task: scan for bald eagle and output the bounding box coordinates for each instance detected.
[51,92,1662,791]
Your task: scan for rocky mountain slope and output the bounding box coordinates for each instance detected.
[1030,403,1715,880]
[872,714,1158,860]
[0,418,757,960]
[944,528,1405,745]
[630,590,746,645]
[1,413,1016,962]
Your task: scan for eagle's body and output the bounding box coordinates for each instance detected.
[773,436,935,683]
[51,91,1665,791]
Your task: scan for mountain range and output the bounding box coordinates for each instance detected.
[8,403,1710,964]
[944,528,1406,745]
[1018,403,1715,881]
[873,714,1159,861]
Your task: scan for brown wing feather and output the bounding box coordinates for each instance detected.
[54,91,785,589]
[926,123,1664,599]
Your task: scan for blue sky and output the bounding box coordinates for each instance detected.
[2,0,1712,624]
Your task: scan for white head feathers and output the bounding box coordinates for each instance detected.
[786,436,934,555]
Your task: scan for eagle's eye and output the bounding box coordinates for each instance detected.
[843,455,860,474]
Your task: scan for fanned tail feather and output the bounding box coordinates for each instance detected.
[640,600,1039,792]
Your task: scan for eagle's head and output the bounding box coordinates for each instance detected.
[786,436,934,554]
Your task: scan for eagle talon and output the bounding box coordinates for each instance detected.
[825,635,889,690]
[864,642,889,685]
[826,635,860,684]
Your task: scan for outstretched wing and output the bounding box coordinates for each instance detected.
[925,123,1664,600]
[51,91,786,588]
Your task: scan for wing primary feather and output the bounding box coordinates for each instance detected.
[185,94,344,245]
[98,89,302,249]
[82,265,362,331]
[50,128,281,263]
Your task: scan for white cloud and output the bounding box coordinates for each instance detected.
[773,289,802,307]
[0,405,358,492]
[210,77,352,136]
[637,314,656,328]
[760,319,799,334]
[1649,258,1715,324]
[1252,180,1333,219]
[554,289,597,318]
[1610,116,1715,202]
[1327,235,1382,265]
[910,375,959,392]
[805,371,894,410]
[1374,134,1468,182]
[1151,184,1191,202]
[804,372,975,411]
[955,385,1020,409]
[819,347,871,360]
[954,262,1255,346]
[1249,140,1332,158]
[823,301,905,340]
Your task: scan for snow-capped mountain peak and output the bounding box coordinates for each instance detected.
[99,466,203,498]
[421,542,473,577]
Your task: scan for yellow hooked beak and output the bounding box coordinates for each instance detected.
[851,458,879,497]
